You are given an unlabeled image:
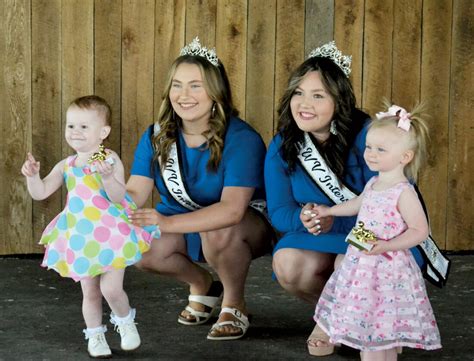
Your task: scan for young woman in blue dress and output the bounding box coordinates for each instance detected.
[264,42,426,356]
[126,38,273,341]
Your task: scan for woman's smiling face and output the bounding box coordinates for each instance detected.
[290,71,335,142]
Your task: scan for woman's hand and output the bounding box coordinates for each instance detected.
[129,208,167,230]
[300,203,334,235]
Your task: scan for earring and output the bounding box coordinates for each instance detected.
[330,120,338,135]
[211,103,216,118]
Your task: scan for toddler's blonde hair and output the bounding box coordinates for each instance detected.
[369,102,430,181]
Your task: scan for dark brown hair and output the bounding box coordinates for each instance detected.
[277,56,367,179]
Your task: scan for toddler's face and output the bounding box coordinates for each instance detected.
[364,126,412,173]
[65,107,110,154]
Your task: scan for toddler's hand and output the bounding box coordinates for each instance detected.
[21,153,40,177]
[93,159,114,177]
[314,205,334,234]
[314,204,330,218]
[365,240,393,260]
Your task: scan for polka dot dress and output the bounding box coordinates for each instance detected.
[39,155,154,281]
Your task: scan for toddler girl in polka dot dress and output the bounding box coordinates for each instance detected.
[21,95,158,358]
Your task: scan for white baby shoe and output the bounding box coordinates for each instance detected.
[84,325,112,358]
[110,308,141,351]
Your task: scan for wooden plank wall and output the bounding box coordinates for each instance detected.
[1,0,472,255]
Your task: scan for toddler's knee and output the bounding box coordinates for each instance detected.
[101,283,125,303]
[82,287,102,303]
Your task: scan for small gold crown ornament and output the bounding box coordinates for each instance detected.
[308,41,352,77]
[180,37,219,67]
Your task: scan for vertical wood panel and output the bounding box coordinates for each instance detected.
[31,0,62,248]
[121,0,155,208]
[419,0,453,247]
[95,0,122,154]
[216,0,247,115]
[2,0,473,255]
[304,0,334,55]
[61,0,94,159]
[0,0,31,254]
[392,0,422,107]
[246,0,276,143]
[334,0,364,107]
[153,0,185,206]
[185,0,216,45]
[154,0,185,112]
[447,0,473,250]
[275,0,305,131]
[362,0,393,115]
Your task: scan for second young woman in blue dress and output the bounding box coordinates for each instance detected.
[126,38,274,341]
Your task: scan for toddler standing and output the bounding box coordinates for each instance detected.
[21,95,157,358]
[310,104,442,360]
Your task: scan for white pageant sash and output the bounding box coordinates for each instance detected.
[296,132,450,288]
[153,123,266,214]
[297,133,357,204]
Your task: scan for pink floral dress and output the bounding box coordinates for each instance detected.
[39,155,155,282]
[314,177,442,351]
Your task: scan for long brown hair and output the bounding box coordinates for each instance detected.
[153,55,237,171]
[277,56,367,179]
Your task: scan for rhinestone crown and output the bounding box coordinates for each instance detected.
[180,37,219,67]
[308,41,352,77]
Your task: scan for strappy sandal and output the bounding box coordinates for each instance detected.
[178,280,223,326]
[307,324,334,356]
[207,307,250,341]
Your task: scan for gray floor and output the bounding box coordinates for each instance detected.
[0,254,472,361]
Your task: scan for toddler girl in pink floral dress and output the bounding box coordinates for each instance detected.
[311,104,442,360]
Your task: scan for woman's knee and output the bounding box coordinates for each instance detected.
[134,239,175,272]
[134,256,155,272]
[272,249,304,285]
[273,248,333,284]
[202,228,235,254]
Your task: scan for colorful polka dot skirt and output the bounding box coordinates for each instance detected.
[39,155,154,281]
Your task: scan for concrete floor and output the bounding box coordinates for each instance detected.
[0,254,472,361]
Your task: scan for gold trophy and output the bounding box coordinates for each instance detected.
[345,221,376,251]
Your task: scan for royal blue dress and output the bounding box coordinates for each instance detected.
[264,124,424,265]
[131,117,267,261]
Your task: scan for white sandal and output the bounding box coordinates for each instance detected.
[178,281,223,326]
[207,307,250,341]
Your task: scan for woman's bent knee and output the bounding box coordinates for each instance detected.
[272,249,304,285]
[273,248,334,283]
